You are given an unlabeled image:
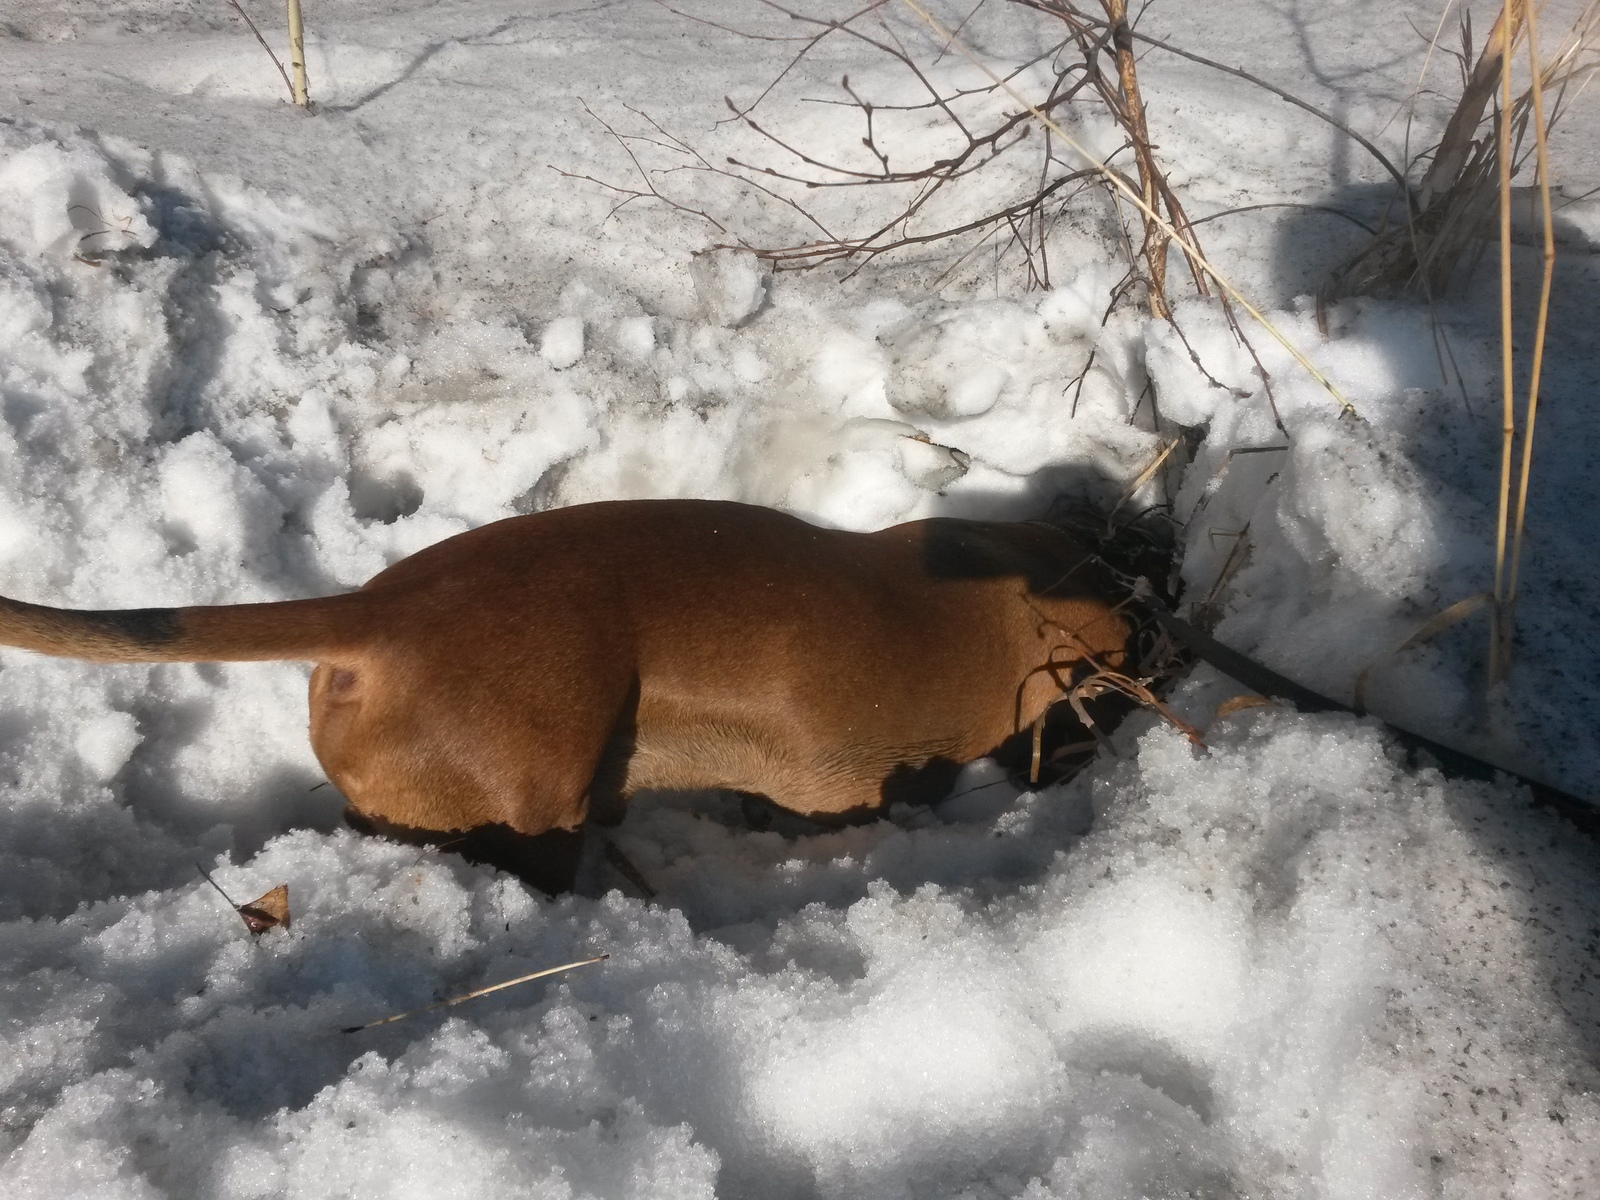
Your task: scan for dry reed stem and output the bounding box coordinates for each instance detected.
[1336,1,1596,300]
[1497,0,1558,682]
[897,0,1358,419]
[286,0,310,107]
[1420,2,1525,212]
[1030,711,1046,782]
[1490,1,1518,687]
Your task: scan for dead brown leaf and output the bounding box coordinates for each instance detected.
[238,884,291,934]
[197,866,292,937]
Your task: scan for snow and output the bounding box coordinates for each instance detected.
[1,1,1598,1197]
[540,316,585,370]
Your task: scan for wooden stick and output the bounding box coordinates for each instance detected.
[342,954,608,1033]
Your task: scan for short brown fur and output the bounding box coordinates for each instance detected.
[0,500,1129,889]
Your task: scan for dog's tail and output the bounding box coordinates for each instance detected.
[0,592,367,664]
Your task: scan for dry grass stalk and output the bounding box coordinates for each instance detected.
[1492,0,1559,685]
[1334,0,1596,298]
[1024,654,1204,785]
[1105,438,1180,533]
[1067,663,1205,747]
[1354,590,1493,712]
[1489,3,1520,686]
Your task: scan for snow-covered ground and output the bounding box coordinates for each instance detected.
[1,1,1598,1196]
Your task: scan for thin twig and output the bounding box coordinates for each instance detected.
[223,0,295,103]
[898,0,1358,418]
[1108,22,1410,194]
[342,954,609,1033]
[1188,202,1376,234]
[196,862,239,908]
[602,837,658,899]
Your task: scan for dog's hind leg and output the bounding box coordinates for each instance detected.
[313,655,639,894]
[584,676,641,829]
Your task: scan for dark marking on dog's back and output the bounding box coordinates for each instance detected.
[82,607,182,648]
[920,520,1104,596]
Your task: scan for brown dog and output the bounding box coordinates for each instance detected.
[0,500,1130,890]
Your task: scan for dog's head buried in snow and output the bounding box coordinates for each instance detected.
[0,499,1132,893]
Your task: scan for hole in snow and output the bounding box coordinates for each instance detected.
[348,470,423,524]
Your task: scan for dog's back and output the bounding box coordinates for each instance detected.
[1,499,1130,891]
